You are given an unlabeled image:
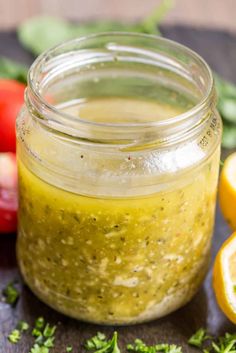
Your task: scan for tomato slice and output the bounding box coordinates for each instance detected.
[0,79,25,153]
[0,153,17,233]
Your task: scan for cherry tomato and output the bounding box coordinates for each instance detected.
[0,153,17,233]
[0,79,25,153]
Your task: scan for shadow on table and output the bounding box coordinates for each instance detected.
[0,233,17,269]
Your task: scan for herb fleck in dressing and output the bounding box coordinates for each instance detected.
[17,96,219,323]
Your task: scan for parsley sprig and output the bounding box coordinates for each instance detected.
[188,328,210,348]
[127,338,182,353]
[8,329,21,344]
[2,282,20,306]
[17,0,173,56]
[188,329,236,353]
[7,322,236,353]
[8,320,29,344]
[30,317,56,353]
[85,332,120,353]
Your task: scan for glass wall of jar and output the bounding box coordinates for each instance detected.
[16,33,222,325]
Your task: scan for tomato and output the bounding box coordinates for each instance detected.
[0,79,25,153]
[0,153,17,233]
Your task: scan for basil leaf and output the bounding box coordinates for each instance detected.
[218,97,236,124]
[0,57,28,83]
[140,0,174,35]
[18,16,77,56]
[17,0,173,56]
[17,16,142,56]
[222,124,236,149]
[215,74,236,98]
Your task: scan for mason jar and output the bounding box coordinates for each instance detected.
[16,33,222,325]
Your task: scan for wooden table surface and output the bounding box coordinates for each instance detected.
[0,26,235,353]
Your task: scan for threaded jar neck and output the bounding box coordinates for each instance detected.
[25,32,215,150]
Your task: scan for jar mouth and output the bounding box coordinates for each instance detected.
[26,32,215,147]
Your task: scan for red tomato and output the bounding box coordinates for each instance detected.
[0,80,25,153]
[0,153,17,233]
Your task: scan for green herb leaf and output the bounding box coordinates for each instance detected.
[2,282,20,306]
[222,124,236,149]
[8,329,21,344]
[18,0,172,56]
[85,332,120,353]
[7,320,29,345]
[214,73,236,149]
[44,337,55,348]
[109,332,120,353]
[140,0,174,34]
[30,343,49,353]
[85,332,108,350]
[35,317,45,330]
[17,320,29,332]
[0,57,28,83]
[17,16,137,56]
[188,328,208,348]
[66,345,73,352]
[43,323,56,338]
[18,16,77,56]
[127,338,182,353]
[30,318,56,353]
[210,333,236,353]
[32,328,43,338]
[215,75,236,99]
[218,98,236,124]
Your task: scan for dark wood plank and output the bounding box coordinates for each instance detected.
[162,26,236,83]
[0,26,235,353]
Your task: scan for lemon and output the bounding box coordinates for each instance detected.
[213,231,236,323]
[219,152,236,230]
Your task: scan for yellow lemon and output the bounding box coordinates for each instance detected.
[219,152,236,230]
[213,231,236,323]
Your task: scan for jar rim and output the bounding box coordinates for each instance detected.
[26,32,215,146]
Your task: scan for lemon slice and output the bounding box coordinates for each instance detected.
[213,232,236,323]
[219,152,236,230]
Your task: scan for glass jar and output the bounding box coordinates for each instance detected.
[16,33,222,325]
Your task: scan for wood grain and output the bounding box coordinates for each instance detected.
[0,25,236,353]
[0,0,236,31]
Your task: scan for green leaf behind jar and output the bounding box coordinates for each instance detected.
[17,0,173,56]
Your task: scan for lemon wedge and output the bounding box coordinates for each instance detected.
[213,231,236,323]
[219,152,236,230]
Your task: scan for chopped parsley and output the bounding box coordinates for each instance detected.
[188,329,236,353]
[6,322,236,353]
[30,343,49,353]
[188,328,209,348]
[85,332,108,350]
[2,282,20,306]
[85,332,120,353]
[18,320,29,332]
[32,328,43,338]
[29,317,56,353]
[8,320,29,344]
[211,333,236,353]
[43,323,56,338]
[35,317,45,329]
[8,329,21,344]
[44,337,55,348]
[127,339,182,353]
